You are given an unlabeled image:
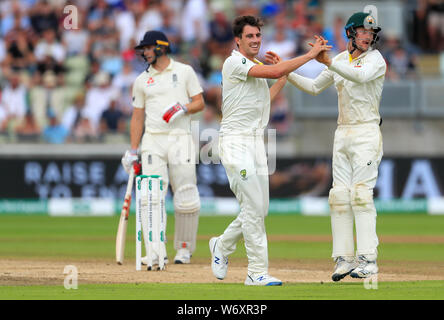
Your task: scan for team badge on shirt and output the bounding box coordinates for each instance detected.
[355,60,362,68]
[242,58,246,64]
[172,74,178,87]
[240,169,247,180]
[147,77,155,86]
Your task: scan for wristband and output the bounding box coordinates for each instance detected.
[183,105,188,114]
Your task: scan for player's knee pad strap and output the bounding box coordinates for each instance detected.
[328,186,351,214]
[174,184,200,215]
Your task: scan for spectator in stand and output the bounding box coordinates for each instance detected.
[42,112,68,144]
[136,0,164,41]
[115,1,136,51]
[208,7,234,57]
[1,71,28,129]
[181,0,210,45]
[269,91,292,138]
[62,14,89,57]
[261,18,297,61]
[34,28,66,75]
[30,70,67,129]
[15,110,41,142]
[99,97,126,136]
[84,58,101,88]
[111,60,138,116]
[322,16,347,54]
[82,71,117,132]
[29,0,59,35]
[72,112,97,143]
[386,46,418,81]
[62,92,87,135]
[0,91,9,133]
[427,0,444,52]
[159,7,181,55]
[3,27,36,73]
[0,1,30,37]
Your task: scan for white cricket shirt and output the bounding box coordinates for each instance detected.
[219,50,270,135]
[288,49,386,125]
[132,58,203,133]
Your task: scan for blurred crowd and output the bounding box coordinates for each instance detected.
[0,0,435,143]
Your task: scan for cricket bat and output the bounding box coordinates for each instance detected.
[116,169,135,264]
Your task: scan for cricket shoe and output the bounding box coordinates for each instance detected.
[332,256,358,282]
[244,273,283,286]
[174,248,191,264]
[350,255,378,278]
[141,255,169,266]
[209,237,228,280]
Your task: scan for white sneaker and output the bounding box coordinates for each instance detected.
[244,273,283,286]
[332,256,358,282]
[141,255,169,266]
[350,255,378,278]
[209,237,228,280]
[174,248,191,264]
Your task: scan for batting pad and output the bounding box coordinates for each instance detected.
[173,184,200,252]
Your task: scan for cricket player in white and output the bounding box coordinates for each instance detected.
[209,16,331,286]
[278,12,386,281]
[121,31,204,266]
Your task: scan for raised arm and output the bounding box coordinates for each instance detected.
[248,37,332,79]
[327,56,386,84]
[311,36,386,84]
[287,69,334,96]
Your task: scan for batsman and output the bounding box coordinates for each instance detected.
[121,30,204,266]
[276,11,386,281]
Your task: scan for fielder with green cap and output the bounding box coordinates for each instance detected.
[268,11,386,281]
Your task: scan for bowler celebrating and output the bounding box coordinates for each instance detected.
[209,15,331,286]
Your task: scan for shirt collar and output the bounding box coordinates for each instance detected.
[231,50,263,65]
[148,58,174,75]
[348,48,372,62]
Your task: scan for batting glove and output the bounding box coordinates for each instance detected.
[162,102,188,124]
[121,150,139,174]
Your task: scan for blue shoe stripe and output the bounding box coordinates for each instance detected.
[265,282,282,286]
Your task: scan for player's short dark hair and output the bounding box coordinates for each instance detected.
[232,16,264,38]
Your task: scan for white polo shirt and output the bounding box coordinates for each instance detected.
[219,50,270,135]
[288,48,386,126]
[132,58,203,133]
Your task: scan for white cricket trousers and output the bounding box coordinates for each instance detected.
[329,123,383,261]
[217,134,270,275]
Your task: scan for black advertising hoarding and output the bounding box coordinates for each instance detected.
[0,157,443,200]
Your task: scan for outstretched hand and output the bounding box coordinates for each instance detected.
[265,51,288,81]
[307,35,332,65]
[265,51,282,65]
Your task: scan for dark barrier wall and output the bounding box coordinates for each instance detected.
[0,158,442,200]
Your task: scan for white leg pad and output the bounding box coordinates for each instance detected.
[329,186,354,259]
[173,184,200,253]
[351,185,378,260]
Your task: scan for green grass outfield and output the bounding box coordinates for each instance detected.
[3,281,444,300]
[1,214,444,300]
